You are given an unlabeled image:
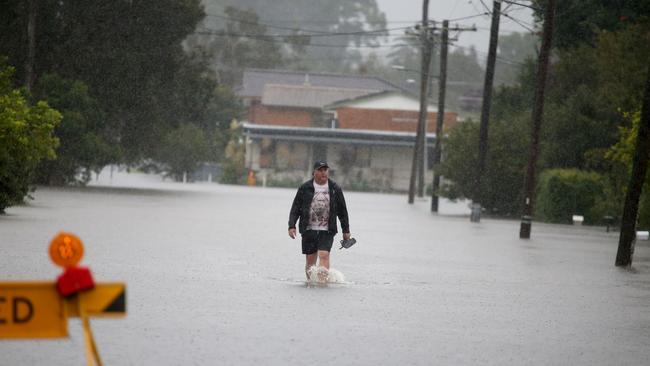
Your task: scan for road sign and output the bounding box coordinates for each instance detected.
[0,282,126,339]
[0,282,67,338]
[66,283,126,318]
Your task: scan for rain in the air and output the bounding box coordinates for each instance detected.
[1,0,650,365]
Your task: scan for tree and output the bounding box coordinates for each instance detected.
[436,1,650,221]
[0,60,60,212]
[0,0,207,162]
[33,73,118,185]
[540,24,650,171]
[155,49,243,161]
[192,6,285,86]
[532,0,650,49]
[220,120,247,184]
[495,32,537,85]
[158,124,210,182]
[607,111,650,228]
[202,0,387,73]
[438,113,530,216]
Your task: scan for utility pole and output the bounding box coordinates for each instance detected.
[431,20,476,212]
[25,0,36,93]
[431,21,448,212]
[408,0,433,204]
[471,0,501,222]
[417,28,440,198]
[519,0,556,239]
[615,65,650,266]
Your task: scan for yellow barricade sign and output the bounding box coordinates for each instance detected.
[0,282,126,339]
[66,283,126,318]
[0,282,67,338]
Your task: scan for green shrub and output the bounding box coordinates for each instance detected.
[0,60,61,212]
[266,176,304,188]
[158,124,209,182]
[220,120,246,185]
[535,169,606,224]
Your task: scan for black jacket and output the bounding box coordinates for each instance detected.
[288,178,350,234]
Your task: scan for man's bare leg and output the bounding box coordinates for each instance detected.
[317,250,330,282]
[317,250,330,269]
[305,253,317,280]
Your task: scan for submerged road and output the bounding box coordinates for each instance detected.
[1,171,649,365]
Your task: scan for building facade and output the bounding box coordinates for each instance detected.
[238,69,458,191]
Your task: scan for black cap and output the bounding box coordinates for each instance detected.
[313,161,329,170]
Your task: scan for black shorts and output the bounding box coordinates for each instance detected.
[301,230,334,254]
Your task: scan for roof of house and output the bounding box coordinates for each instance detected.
[238,69,404,98]
[323,90,438,112]
[261,84,378,109]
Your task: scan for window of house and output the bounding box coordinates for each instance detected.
[338,145,371,169]
[356,146,371,167]
[259,138,275,169]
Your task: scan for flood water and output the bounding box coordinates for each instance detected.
[1,170,649,365]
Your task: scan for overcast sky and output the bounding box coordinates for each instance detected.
[375,0,535,59]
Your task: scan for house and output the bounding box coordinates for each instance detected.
[324,90,458,133]
[459,89,483,112]
[237,69,403,127]
[238,69,459,191]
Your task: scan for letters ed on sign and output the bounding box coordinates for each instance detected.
[0,282,67,339]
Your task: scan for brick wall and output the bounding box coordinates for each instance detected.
[336,107,458,132]
[250,102,316,127]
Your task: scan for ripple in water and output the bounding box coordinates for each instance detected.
[307,266,346,285]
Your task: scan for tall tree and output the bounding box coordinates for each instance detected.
[0,60,60,211]
[0,0,207,161]
[34,74,119,185]
[532,0,650,49]
[192,6,285,86]
[541,24,650,171]
[495,32,537,85]
[202,0,387,73]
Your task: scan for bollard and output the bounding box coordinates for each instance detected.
[637,231,650,240]
[470,203,481,222]
[572,215,584,225]
[604,215,614,232]
[520,215,532,238]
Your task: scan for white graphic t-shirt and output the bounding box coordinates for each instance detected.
[308,181,330,230]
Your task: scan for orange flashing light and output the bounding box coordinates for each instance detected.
[49,232,84,268]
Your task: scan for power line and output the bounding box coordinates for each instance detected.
[471,0,538,33]
[478,0,493,14]
[446,13,490,23]
[469,0,492,19]
[192,30,411,48]
[501,12,537,33]
[195,26,410,38]
[473,25,537,34]
[205,13,401,36]
[502,0,541,12]
[449,43,527,66]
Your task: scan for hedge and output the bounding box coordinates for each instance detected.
[535,169,606,225]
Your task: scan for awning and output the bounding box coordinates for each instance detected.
[242,123,437,147]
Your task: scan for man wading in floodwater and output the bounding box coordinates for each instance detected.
[288,161,351,281]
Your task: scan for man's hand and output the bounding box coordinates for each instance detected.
[288,228,296,239]
[343,232,351,241]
